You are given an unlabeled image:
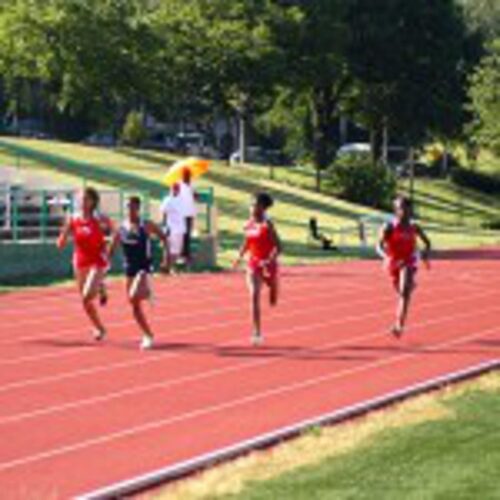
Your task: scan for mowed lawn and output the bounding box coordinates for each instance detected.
[1,137,499,266]
[0,137,378,266]
[161,372,500,500]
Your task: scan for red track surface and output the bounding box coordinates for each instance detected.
[0,255,499,498]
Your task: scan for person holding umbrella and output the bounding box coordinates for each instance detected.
[179,167,198,265]
[162,157,210,266]
[160,183,186,273]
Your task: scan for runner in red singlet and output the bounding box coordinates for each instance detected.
[234,193,282,345]
[57,187,116,341]
[377,196,431,337]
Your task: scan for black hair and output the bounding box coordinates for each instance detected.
[254,192,274,210]
[394,195,412,213]
[83,187,100,211]
[128,195,141,208]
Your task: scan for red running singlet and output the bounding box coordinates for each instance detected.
[244,219,276,271]
[384,220,418,285]
[384,220,417,265]
[70,214,108,270]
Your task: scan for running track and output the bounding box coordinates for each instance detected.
[0,254,499,498]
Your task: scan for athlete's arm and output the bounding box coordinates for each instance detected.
[100,214,118,258]
[376,223,391,260]
[57,218,71,250]
[99,214,116,236]
[267,220,282,261]
[146,221,169,269]
[108,230,121,260]
[415,224,432,261]
[233,240,249,269]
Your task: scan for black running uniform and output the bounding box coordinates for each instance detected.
[119,221,152,278]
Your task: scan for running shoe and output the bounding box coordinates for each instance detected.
[141,334,154,351]
[251,332,264,346]
[93,328,107,342]
[390,325,403,339]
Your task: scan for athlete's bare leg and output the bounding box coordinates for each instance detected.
[76,267,107,338]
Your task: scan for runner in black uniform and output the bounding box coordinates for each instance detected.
[112,196,168,350]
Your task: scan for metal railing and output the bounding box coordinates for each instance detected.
[0,186,150,243]
[0,139,216,242]
[0,185,215,243]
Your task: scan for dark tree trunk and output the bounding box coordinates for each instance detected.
[311,85,337,192]
[370,120,384,165]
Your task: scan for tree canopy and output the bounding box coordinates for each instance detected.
[0,0,493,167]
[469,39,500,155]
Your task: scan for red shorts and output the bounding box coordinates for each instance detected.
[388,256,418,286]
[73,253,109,273]
[248,258,278,285]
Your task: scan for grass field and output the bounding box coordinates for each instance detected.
[473,149,500,175]
[0,137,378,267]
[157,371,500,500]
[1,137,499,267]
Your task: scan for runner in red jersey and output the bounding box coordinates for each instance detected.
[57,187,116,341]
[234,193,282,345]
[377,196,431,337]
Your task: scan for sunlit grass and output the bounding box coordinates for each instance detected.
[1,137,499,268]
[152,371,500,500]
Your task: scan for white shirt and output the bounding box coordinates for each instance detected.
[179,182,197,217]
[160,195,186,235]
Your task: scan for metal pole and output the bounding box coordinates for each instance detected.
[12,189,19,241]
[409,147,416,215]
[238,114,246,165]
[41,190,48,242]
[4,185,11,230]
[382,119,389,168]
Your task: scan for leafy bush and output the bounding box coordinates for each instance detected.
[482,217,500,230]
[451,167,500,194]
[120,111,147,147]
[327,157,396,210]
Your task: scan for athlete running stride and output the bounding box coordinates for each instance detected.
[57,187,115,341]
[111,196,169,350]
[377,196,431,338]
[234,193,282,346]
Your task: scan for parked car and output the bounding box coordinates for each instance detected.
[4,118,49,138]
[337,143,410,169]
[337,143,371,158]
[230,146,291,166]
[83,133,116,147]
[174,132,205,155]
[142,132,176,151]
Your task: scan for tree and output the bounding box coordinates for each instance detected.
[469,39,500,155]
[460,0,500,42]
[121,110,146,146]
[150,0,282,132]
[346,0,472,159]
[0,0,164,138]
[269,0,353,190]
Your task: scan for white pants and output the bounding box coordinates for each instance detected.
[169,232,185,255]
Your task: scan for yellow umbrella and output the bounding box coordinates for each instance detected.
[163,157,210,186]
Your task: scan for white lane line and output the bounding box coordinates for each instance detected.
[77,359,500,500]
[1,295,499,426]
[0,264,374,315]
[0,322,496,474]
[1,264,493,352]
[0,287,494,393]
[0,259,488,320]
[0,269,478,365]
[0,278,393,363]
[0,273,380,342]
